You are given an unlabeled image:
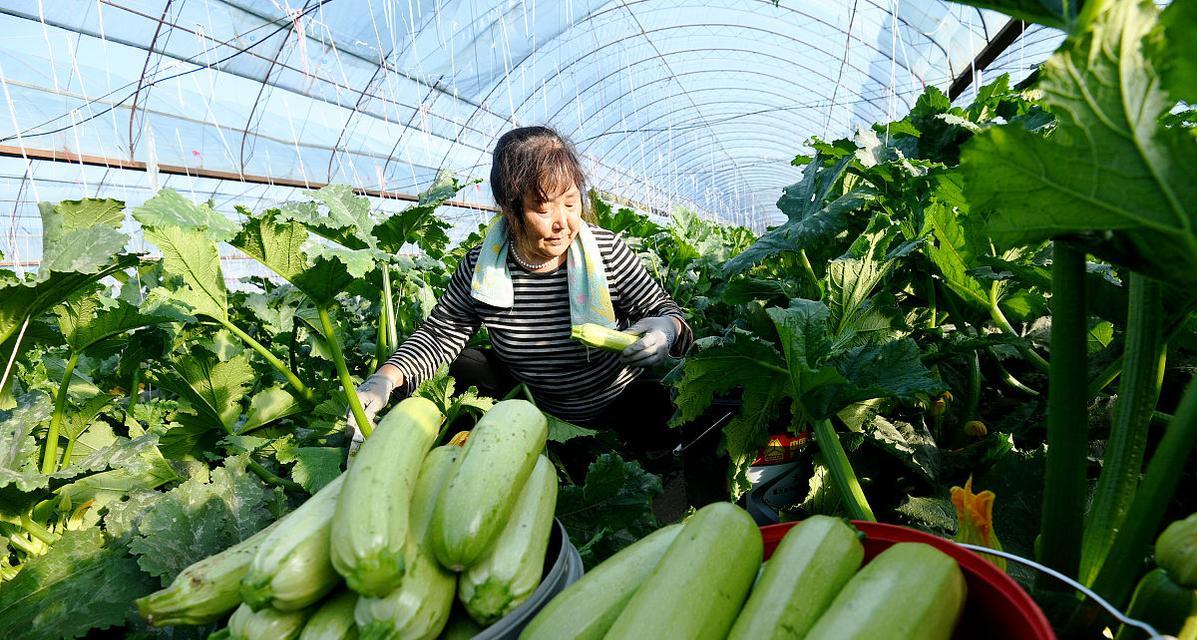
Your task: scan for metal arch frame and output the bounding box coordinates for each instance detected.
[126,0,175,161]
[536,44,906,133]
[438,2,935,179]
[587,94,883,173]
[456,40,912,182]
[503,25,916,124]
[238,0,317,176]
[569,81,911,169]
[596,115,828,177]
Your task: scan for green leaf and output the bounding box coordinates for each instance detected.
[129,455,271,584]
[946,0,1071,28]
[143,225,228,322]
[668,329,788,427]
[896,495,957,536]
[962,1,1197,287]
[240,385,305,434]
[412,367,496,428]
[131,189,238,242]
[926,191,990,309]
[0,528,157,640]
[154,351,254,434]
[720,277,800,305]
[53,437,179,511]
[55,293,181,353]
[556,453,662,568]
[277,184,377,250]
[864,415,941,483]
[303,240,383,280]
[826,214,900,340]
[231,215,355,305]
[0,254,142,348]
[723,154,874,277]
[290,447,342,494]
[0,393,53,492]
[1158,0,1197,103]
[37,198,129,278]
[766,301,847,415]
[545,414,599,443]
[822,339,946,416]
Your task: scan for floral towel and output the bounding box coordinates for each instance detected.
[470,216,617,328]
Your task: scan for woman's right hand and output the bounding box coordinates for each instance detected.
[345,367,404,454]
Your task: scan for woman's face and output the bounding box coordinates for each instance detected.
[517,184,583,263]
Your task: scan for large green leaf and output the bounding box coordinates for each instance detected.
[231,215,372,305]
[54,293,181,353]
[129,454,271,584]
[240,385,305,434]
[723,154,874,277]
[1,257,141,348]
[766,301,849,419]
[131,189,238,241]
[1158,0,1197,102]
[37,198,128,278]
[0,528,157,639]
[154,352,254,434]
[826,214,901,340]
[143,225,228,322]
[947,0,1072,28]
[0,393,53,492]
[962,0,1197,286]
[556,453,662,568]
[53,436,179,511]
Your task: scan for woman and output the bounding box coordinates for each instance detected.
[346,126,693,445]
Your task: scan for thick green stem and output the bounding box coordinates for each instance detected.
[813,418,875,522]
[1081,274,1164,585]
[1091,373,1197,607]
[247,458,304,492]
[318,304,373,439]
[927,273,938,329]
[372,289,388,372]
[1038,243,1088,578]
[383,269,399,351]
[127,368,141,423]
[965,350,981,421]
[41,352,79,474]
[21,513,59,545]
[1088,355,1123,398]
[521,384,537,406]
[798,249,822,297]
[989,282,1050,372]
[7,530,40,556]
[219,319,314,404]
[988,349,1040,397]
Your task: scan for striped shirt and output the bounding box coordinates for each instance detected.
[386,224,693,422]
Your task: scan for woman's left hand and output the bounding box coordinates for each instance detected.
[621,316,680,368]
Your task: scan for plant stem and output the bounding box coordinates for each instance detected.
[987,349,1040,396]
[0,315,30,405]
[127,368,141,424]
[812,418,875,521]
[502,384,524,402]
[372,289,388,372]
[21,512,59,545]
[989,282,1050,372]
[927,273,938,329]
[1090,373,1197,608]
[798,249,822,297]
[1088,355,1123,398]
[1081,274,1164,585]
[383,269,399,351]
[247,458,304,492]
[521,384,537,406]
[965,350,981,421]
[219,318,314,404]
[1038,242,1088,578]
[41,351,79,474]
[318,304,373,439]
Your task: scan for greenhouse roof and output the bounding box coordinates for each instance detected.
[0,0,1066,268]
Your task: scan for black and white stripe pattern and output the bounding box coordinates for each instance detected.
[386,224,693,422]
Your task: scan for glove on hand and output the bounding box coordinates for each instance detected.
[345,373,397,454]
[621,316,679,368]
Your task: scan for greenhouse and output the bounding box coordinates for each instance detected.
[0,0,1194,637]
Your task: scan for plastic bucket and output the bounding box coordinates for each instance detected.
[472,519,584,639]
[760,520,1055,640]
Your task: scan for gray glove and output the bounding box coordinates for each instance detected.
[621,316,680,368]
[345,373,397,455]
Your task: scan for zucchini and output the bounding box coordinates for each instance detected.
[806,542,966,640]
[299,591,358,640]
[332,397,443,596]
[228,601,310,640]
[437,612,483,640]
[604,502,762,640]
[430,399,548,570]
[728,516,863,640]
[356,445,460,640]
[136,517,284,626]
[459,455,558,624]
[241,474,345,611]
[571,324,638,351]
[1156,513,1197,588]
[520,523,683,640]
[1115,568,1196,640]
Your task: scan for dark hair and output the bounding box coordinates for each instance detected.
[489,126,592,229]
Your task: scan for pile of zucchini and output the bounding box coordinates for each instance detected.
[522,505,968,640]
[135,397,556,640]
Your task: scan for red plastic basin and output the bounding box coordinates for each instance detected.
[760,520,1055,640]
